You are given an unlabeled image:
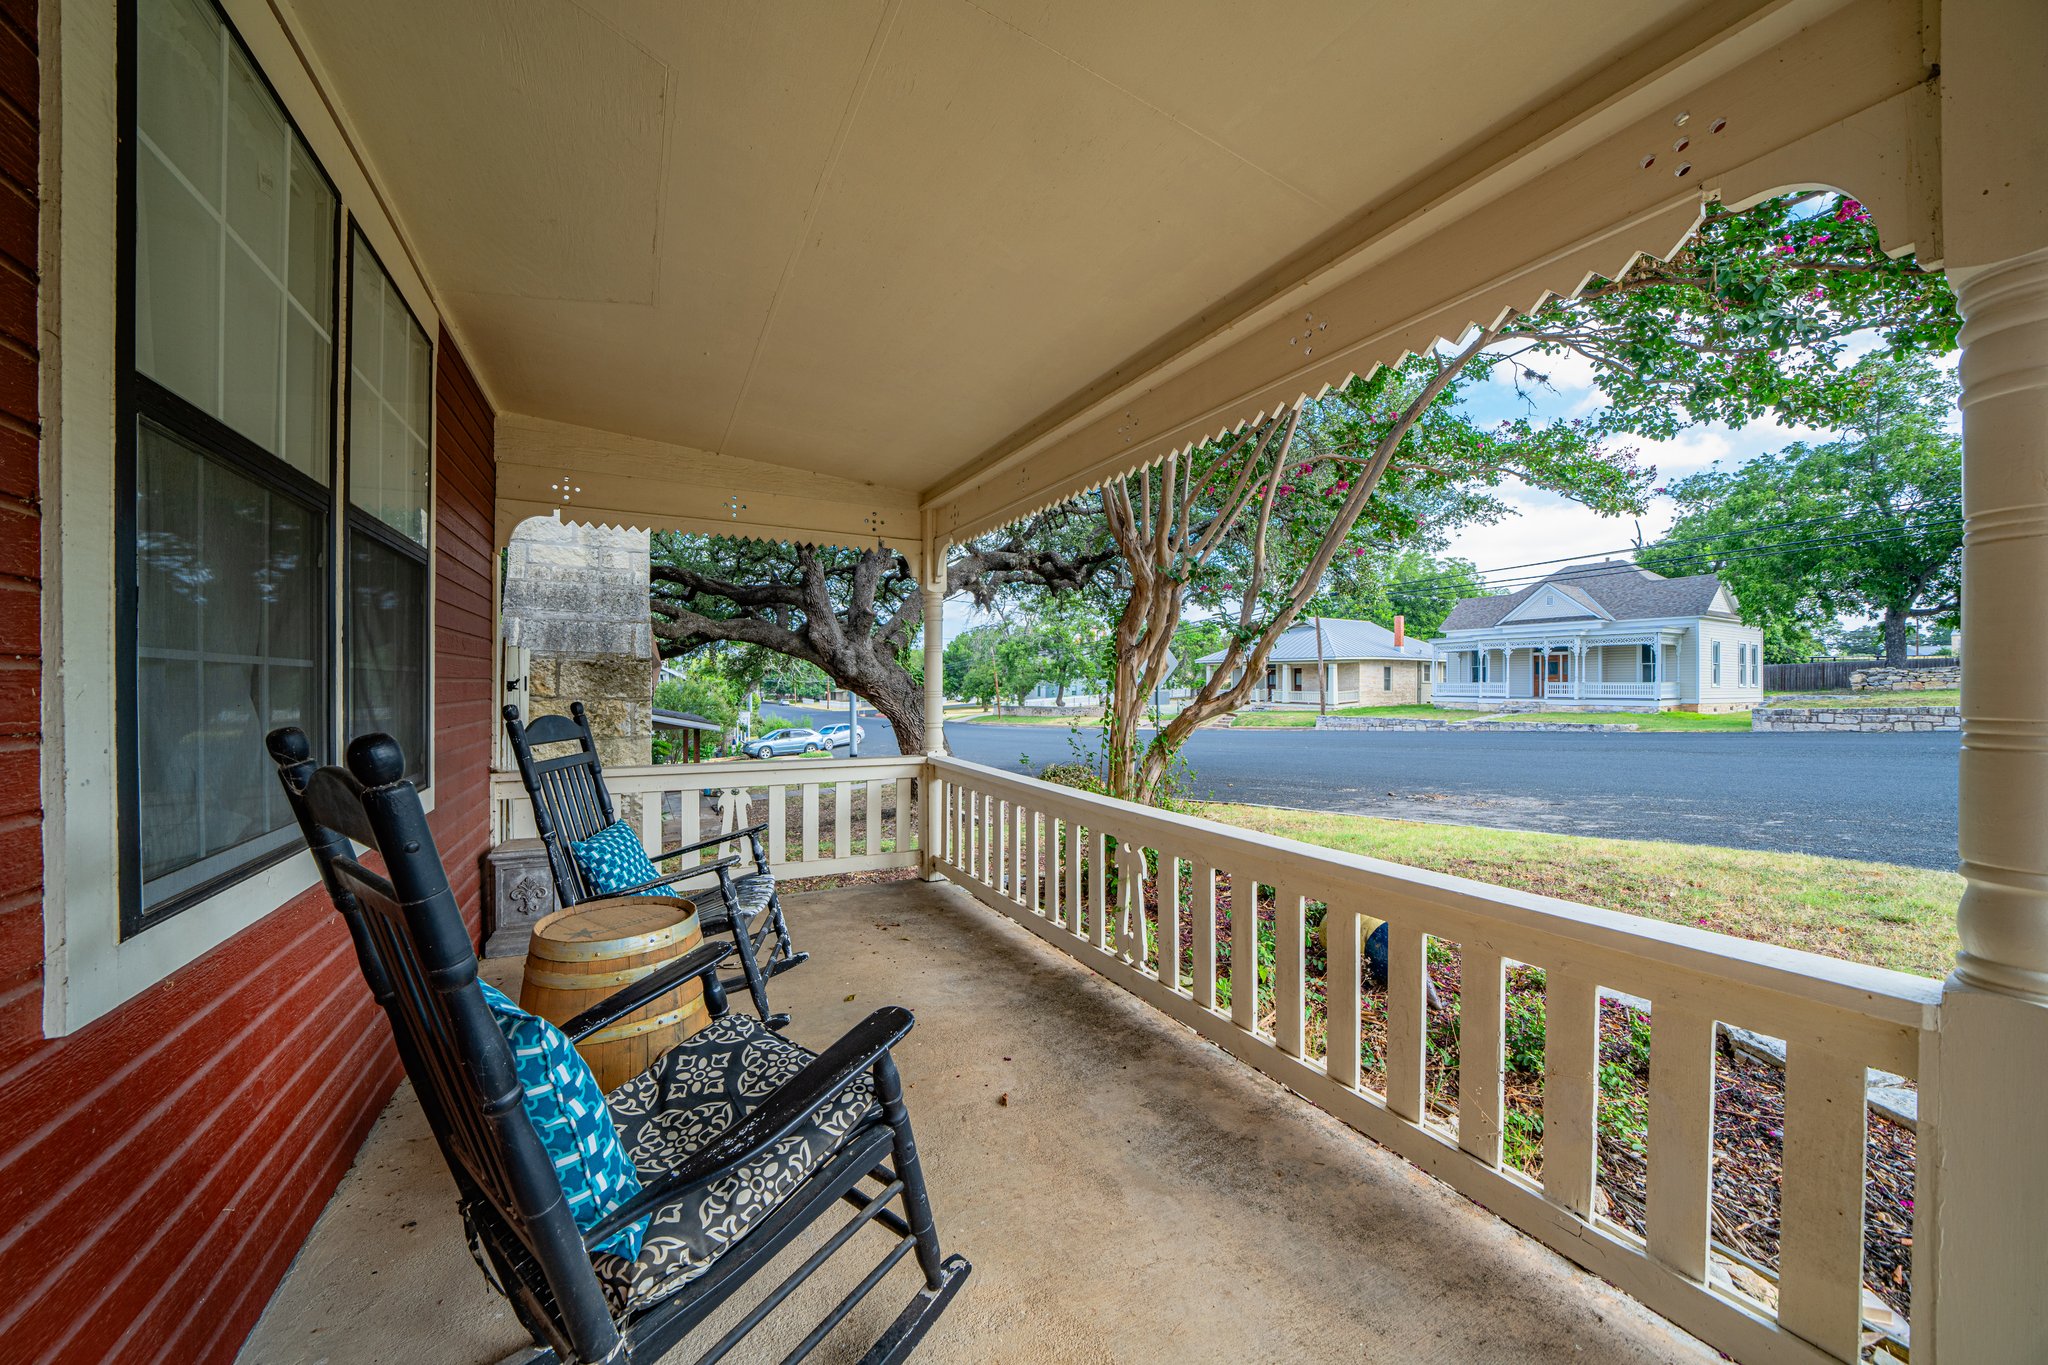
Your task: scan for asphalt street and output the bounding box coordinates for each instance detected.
[756,703,1960,870]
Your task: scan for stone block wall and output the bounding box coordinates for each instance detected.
[527,653,655,768]
[1751,706,1960,732]
[1851,665,1960,690]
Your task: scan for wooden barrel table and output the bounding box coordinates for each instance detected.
[520,895,710,1092]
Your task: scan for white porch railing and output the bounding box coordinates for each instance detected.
[926,755,1938,1365]
[1575,681,1683,701]
[490,755,924,880]
[1433,681,1509,700]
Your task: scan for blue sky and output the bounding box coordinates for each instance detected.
[1438,344,1835,588]
[1441,335,1958,595]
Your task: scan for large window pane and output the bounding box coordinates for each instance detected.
[136,0,336,479]
[348,532,428,783]
[136,421,326,910]
[348,233,432,546]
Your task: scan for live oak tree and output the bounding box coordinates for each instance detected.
[647,505,1114,755]
[1309,548,1489,640]
[1094,193,1959,804]
[1639,355,1962,665]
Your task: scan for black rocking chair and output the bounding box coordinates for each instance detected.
[503,702,807,1029]
[266,727,969,1365]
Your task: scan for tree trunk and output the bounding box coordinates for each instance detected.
[1882,608,1910,666]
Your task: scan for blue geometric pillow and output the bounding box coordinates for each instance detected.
[476,981,648,1259]
[570,819,665,897]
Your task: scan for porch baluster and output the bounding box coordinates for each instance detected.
[1325,907,1362,1088]
[1157,853,1181,993]
[1542,970,1600,1218]
[1644,1004,1715,1284]
[1384,921,1426,1121]
[1457,947,1505,1168]
[1775,1043,1869,1360]
[1272,882,1305,1058]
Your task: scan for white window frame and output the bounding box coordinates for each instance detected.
[1712,640,1723,686]
[42,0,443,1035]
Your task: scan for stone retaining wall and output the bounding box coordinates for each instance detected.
[1851,664,1960,690]
[1752,705,1959,732]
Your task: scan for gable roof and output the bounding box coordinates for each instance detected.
[1196,617,1435,666]
[1440,561,1735,632]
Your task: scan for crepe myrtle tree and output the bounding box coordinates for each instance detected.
[647,505,1114,755]
[1096,191,1959,804]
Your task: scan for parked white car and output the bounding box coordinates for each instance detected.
[817,722,867,748]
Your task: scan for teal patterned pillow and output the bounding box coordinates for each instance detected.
[571,819,665,897]
[477,981,648,1258]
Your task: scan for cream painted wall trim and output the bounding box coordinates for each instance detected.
[41,0,437,1035]
[923,0,1938,543]
[495,413,924,571]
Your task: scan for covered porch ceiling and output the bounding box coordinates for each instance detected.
[283,0,1940,551]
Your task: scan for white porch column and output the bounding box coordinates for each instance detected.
[919,546,947,880]
[1928,246,2048,1360]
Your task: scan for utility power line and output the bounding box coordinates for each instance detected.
[1364,498,1960,597]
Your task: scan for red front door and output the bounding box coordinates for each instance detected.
[1536,651,1569,696]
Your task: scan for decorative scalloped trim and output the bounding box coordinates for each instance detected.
[931,220,1695,550]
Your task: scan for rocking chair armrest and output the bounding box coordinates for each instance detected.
[581,1006,915,1248]
[606,854,745,898]
[563,941,735,1044]
[648,822,770,863]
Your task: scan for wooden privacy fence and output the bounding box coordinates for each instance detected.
[492,754,924,881]
[926,755,1939,1365]
[1764,657,1953,692]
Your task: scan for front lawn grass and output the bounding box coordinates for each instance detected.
[1231,704,1445,728]
[1769,688,1959,709]
[1193,802,1960,978]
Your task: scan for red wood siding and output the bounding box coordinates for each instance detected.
[433,330,497,928]
[0,45,501,1347]
[0,0,41,1089]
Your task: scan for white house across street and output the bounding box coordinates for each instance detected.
[1432,561,1763,712]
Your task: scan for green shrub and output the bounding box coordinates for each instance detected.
[1504,993,1548,1075]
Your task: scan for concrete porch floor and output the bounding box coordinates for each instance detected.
[240,880,1719,1364]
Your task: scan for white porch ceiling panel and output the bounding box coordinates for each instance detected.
[281,0,1933,545]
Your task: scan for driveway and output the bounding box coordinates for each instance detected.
[752,704,1961,870]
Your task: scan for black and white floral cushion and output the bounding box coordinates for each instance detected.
[591,1013,876,1313]
[682,872,776,924]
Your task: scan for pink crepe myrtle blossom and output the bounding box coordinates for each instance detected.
[1276,483,1295,495]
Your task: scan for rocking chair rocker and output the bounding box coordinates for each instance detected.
[503,702,807,1028]
[267,727,969,1365]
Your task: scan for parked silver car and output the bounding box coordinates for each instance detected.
[742,727,828,758]
[817,722,867,748]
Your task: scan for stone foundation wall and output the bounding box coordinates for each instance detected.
[528,653,655,768]
[997,703,1104,718]
[1851,665,1960,690]
[1751,706,1959,732]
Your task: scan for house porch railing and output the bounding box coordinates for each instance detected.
[1433,680,1510,701]
[1574,681,1684,702]
[923,755,1938,1365]
[490,754,925,881]
[490,750,1937,1361]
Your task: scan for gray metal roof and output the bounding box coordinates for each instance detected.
[1196,617,1435,666]
[1440,561,1732,632]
